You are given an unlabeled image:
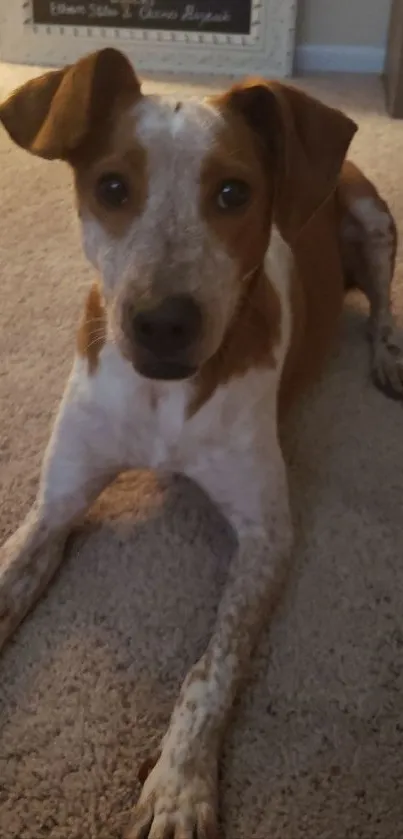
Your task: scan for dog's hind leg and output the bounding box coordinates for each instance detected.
[0,367,119,651]
[338,160,403,399]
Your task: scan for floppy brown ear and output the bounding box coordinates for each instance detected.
[0,48,141,161]
[220,79,357,241]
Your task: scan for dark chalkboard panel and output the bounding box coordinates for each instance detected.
[31,1,253,34]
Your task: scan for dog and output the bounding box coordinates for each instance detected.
[0,48,401,839]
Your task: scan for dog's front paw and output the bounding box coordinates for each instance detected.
[125,755,218,839]
[371,326,403,400]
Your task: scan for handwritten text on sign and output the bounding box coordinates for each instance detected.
[31,0,253,34]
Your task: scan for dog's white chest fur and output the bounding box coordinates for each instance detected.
[149,384,188,467]
[74,348,265,475]
[73,347,190,470]
[131,378,190,469]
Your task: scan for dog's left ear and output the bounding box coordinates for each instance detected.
[217,79,357,241]
[0,48,141,161]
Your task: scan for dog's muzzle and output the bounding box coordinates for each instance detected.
[125,294,202,381]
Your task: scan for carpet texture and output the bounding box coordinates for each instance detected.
[0,66,403,839]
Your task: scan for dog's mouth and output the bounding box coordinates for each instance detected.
[116,335,200,381]
[134,358,198,382]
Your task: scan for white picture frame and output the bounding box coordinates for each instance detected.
[0,1,298,78]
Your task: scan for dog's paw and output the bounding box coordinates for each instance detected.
[371,331,403,400]
[125,755,218,839]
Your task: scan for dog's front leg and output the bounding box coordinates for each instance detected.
[0,367,121,651]
[127,441,292,839]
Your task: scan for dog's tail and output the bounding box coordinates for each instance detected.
[337,160,402,400]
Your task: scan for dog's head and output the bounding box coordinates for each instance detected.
[0,49,356,382]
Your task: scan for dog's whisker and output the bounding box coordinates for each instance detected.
[83,331,109,347]
[83,326,107,337]
[81,317,107,327]
[85,336,107,351]
[80,326,108,338]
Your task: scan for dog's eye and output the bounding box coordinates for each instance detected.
[217,180,250,211]
[96,173,129,208]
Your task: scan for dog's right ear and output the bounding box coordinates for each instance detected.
[215,79,357,242]
[0,48,141,161]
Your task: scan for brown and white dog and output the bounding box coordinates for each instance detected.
[0,48,401,839]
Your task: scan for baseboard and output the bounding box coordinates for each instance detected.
[295,44,386,74]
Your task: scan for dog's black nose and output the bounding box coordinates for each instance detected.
[133,295,202,357]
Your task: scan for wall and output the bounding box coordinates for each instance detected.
[296,0,392,72]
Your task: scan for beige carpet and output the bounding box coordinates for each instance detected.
[0,65,403,839]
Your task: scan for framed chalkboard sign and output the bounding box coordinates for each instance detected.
[31,1,253,35]
[0,0,297,77]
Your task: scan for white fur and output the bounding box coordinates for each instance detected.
[350,197,392,236]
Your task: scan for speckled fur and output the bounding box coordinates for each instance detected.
[81,96,242,369]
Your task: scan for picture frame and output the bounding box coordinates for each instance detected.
[384,0,403,118]
[0,0,298,77]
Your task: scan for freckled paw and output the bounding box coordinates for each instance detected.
[372,335,403,400]
[125,759,219,839]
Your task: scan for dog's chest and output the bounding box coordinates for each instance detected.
[141,383,189,469]
[83,347,267,473]
[89,351,223,470]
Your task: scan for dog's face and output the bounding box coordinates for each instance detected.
[0,49,356,382]
[73,93,274,380]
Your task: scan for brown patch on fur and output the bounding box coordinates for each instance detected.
[189,103,281,414]
[190,268,281,416]
[216,79,357,244]
[279,196,346,417]
[0,48,141,161]
[76,282,107,373]
[193,80,357,417]
[200,107,275,275]
[72,111,149,240]
[0,48,147,241]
